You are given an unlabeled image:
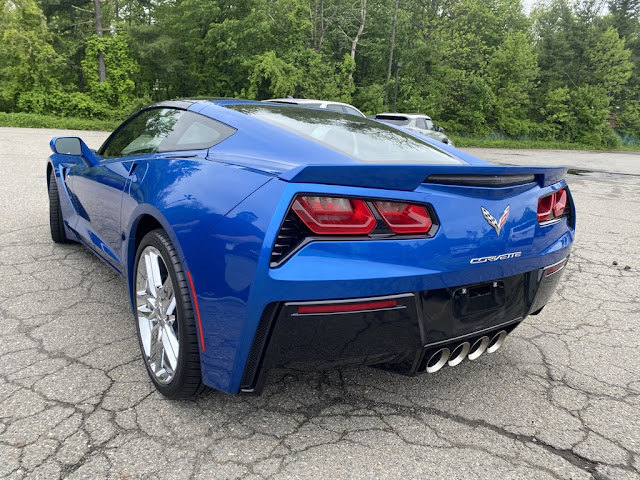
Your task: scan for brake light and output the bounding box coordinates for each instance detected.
[553,189,567,217]
[292,196,376,235]
[538,189,568,223]
[373,201,433,233]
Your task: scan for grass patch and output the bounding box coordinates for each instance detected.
[0,112,119,131]
[451,136,640,151]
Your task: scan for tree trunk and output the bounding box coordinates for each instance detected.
[384,0,399,106]
[93,0,106,83]
[348,0,367,85]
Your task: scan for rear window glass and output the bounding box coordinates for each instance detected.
[343,106,364,117]
[326,104,344,113]
[227,105,462,165]
[375,115,410,126]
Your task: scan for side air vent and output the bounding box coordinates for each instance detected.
[424,174,536,187]
[269,213,310,267]
[240,302,280,392]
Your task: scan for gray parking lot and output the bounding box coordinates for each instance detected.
[1,127,639,479]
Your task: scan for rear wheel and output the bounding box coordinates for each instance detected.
[48,169,71,243]
[134,229,204,398]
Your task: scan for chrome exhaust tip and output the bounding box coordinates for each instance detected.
[468,336,490,361]
[487,330,507,354]
[448,341,471,367]
[425,348,451,373]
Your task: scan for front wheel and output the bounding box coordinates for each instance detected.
[48,169,71,243]
[134,229,204,398]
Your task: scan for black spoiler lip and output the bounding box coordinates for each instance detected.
[279,165,568,191]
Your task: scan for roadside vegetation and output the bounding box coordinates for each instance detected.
[1,0,640,149]
[451,137,640,151]
[0,112,118,131]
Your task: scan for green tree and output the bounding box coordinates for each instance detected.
[487,31,539,136]
[82,32,139,108]
[0,0,59,111]
[588,26,632,96]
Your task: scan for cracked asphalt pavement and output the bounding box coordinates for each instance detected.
[1,128,638,479]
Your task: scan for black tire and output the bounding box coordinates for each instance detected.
[48,169,71,243]
[133,229,204,398]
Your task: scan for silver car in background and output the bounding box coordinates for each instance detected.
[375,113,453,146]
[264,98,366,117]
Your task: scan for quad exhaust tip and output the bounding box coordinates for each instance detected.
[487,330,507,354]
[425,348,450,373]
[425,329,509,373]
[468,336,490,361]
[448,341,471,367]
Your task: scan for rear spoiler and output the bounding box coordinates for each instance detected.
[279,165,567,191]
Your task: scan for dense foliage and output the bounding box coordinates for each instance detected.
[1,0,639,146]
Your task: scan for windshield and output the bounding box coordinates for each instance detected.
[228,105,461,165]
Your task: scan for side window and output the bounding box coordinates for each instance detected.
[100,108,236,158]
[343,106,363,117]
[326,104,345,113]
[415,118,427,130]
[100,108,183,158]
[159,111,236,152]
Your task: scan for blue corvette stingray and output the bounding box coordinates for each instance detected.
[47,99,575,398]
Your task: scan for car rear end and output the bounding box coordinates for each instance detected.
[238,166,575,393]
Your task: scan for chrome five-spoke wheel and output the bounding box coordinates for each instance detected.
[136,245,179,384]
[133,229,203,398]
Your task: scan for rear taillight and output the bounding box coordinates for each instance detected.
[275,195,437,266]
[553,189,567,217]
[538,189,568,223]
[373,201,433,234]
[292,196,376,235]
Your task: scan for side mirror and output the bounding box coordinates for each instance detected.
[53,137,82,155]
[435,126,443,132]
[50,137,99,166]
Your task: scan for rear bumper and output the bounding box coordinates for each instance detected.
[240,258,568,393]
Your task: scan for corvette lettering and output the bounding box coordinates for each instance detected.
[470,252,522,264]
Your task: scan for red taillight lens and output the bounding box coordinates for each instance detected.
[552,189,567,217]
[537,195,554,222]
[292,196,376,235]
[373,201,433,234]
[538,189,568,224]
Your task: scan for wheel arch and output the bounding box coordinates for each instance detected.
[124,207,189,314]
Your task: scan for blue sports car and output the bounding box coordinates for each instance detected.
[47,99,575,398]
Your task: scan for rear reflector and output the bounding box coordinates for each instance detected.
[292,196,376,235]
[373,201,433,233]
[297,299,398,314]
[544,258,568,276]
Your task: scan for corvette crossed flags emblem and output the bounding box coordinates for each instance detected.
[481,205,510,236]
